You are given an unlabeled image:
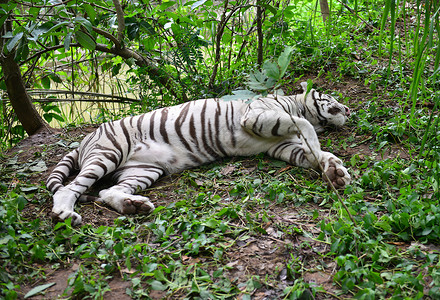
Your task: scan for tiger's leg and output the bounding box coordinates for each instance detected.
[267,135,351,188]
[51,157,118,225]
[97,163,164,215]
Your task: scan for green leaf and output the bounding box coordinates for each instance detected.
[51,113,65,122]
[24,283,56,299]
[31,244,46,261]
[247,70,269,91]
[49,73,62,84]
[82,4,96,23]
[304,79,313,94]
[41,76,50,89]
[29,160,47,172]
[277,46,293,78]
[149,280,167,291]
[264,77,277,89]
[159,1,176,11]
[74,16,93,33]
[0,236,13,245]
[126,18,140,40]
[16,196,27,211]
[258,2,277,15]
[139,20,155,35]
[221,89,259,102]
[112,63,122,76]
[113,242,123,256]
[191,0,207,10]
[20,186,39,192]
[6,32,23,53]
[45,21,70,35]
[368,271,384,284]
[154,269,167,282]
[421,227,433,236]
[263,61,280,80]
[15,36,29,61]
[75,31,96,50]
[29,22,52,41]
[53,222,66,230]
[0,13,8,29]
[204,218,219,229]
[64,32,72,51]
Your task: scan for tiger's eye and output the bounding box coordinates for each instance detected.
[328,106,341,115]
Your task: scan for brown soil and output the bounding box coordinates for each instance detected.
[4,77,410,299]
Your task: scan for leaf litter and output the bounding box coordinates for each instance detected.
[3,77,435,299]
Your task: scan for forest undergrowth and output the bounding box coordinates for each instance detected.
[1,0,440,299]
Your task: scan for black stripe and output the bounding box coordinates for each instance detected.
[149,111,157,141]
[226,102,237,147]
[120,119,132,155]
[94,144,121,165]
[94,161,109,174]
[214,101,228,156]
[252,113,263,136]
[200,100,221,159]
[174,102,192,151]
[137,114,145,136]
[103,127,124,166]
[160,108,170,144]
[271,118,281,136]
[289,147,302,164]
[312,92,326,122]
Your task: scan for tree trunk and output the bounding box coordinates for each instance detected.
[0,12,49,136]
[1,54,49,135]
[319,0,330,22]
[256,3,264,66]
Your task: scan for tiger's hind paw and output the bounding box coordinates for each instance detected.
[98,190,155,215]
[120,196,155,215]
[320,152,351,189]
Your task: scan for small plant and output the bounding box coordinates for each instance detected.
[246,46,295,95]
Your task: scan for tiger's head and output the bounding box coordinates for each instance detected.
[300,82,351,133]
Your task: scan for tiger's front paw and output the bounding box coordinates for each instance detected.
[320,152,351,189]
[52,189,82,225]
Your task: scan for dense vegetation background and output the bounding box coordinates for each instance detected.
[0,0,439,299]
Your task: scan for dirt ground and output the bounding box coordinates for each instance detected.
[5,78,410,299]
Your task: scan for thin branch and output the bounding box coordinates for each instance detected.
[208,0,230,88]
[26,89,140,103]
[94,44,188,102]
[19,40,188,103]
[20,43,80,66]
[16,0,72,8]
[334,0,377,31]
[288,114,357,226]
[256,3,264,66]
[112,0,125,47]
[92,26,120,48]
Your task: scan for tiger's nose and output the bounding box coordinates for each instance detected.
[344,106,351,116]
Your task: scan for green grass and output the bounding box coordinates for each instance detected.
[1,111,440,299]
[1,0,440,298]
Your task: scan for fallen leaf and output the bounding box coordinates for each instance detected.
[24,282,56,299]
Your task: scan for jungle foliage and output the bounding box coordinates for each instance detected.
[1,0,440,299]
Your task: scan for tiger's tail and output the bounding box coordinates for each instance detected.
[46,148,79,194]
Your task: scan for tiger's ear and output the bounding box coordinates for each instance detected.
[300,81,308,92]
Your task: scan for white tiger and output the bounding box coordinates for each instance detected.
[47,82,351,225]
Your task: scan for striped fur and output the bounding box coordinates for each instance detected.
[47,83,351,225]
